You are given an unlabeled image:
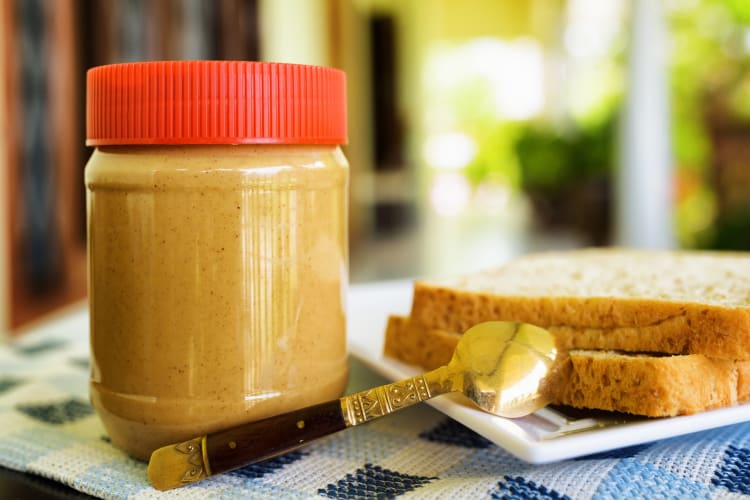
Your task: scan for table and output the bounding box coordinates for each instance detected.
[2,282,750,499]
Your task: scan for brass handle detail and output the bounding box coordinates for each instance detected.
[172,436,210,485]
[340,375,434,427]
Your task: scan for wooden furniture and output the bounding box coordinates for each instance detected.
[1,0,86,335]
[1,0,261,335]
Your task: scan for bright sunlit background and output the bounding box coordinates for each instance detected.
[346,0,629,278]
[3,0,750,331]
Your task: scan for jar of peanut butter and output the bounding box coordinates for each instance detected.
[85,61,349,460]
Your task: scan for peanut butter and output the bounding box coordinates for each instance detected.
[86,144,349,459]
[84,61,350,460]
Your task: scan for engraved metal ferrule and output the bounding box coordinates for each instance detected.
[340,375,433,427]
[175,436,211,484]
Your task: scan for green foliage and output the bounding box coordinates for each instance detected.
[514,117,616,192]
[669,0,749,170]
[725,0,750,25]
[515,128,572,189]
[463,122,522,188]
[674,182,717,248]
[668,0,750,249]
[709,210,750,249]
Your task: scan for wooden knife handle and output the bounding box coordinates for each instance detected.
[205,399,346,475]
[148,371,447,490]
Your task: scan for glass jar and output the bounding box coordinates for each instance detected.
[85,61,349,460]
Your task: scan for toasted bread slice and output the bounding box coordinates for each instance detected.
[410,249,750,360]
[384,315,750,417]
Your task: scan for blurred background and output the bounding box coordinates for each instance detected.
[2,0,750,334]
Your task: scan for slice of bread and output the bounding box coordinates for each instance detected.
[384,315,750,417]
[410,248,750,360]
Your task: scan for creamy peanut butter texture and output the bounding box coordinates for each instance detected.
[86,145,349,460]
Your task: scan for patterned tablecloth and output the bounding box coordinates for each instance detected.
[3,291,750,499]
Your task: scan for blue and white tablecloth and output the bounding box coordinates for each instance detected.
[3,305,750,499]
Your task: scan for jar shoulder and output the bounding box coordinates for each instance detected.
[85,145,348,189]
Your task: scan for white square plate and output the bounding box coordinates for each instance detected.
[347,280,750,463]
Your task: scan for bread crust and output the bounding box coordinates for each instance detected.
[383,315,454,370]
[558,351,737,416]
[384,314,749,417]
[411,285,750,360]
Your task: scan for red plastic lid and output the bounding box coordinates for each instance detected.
[86,61,347,146]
